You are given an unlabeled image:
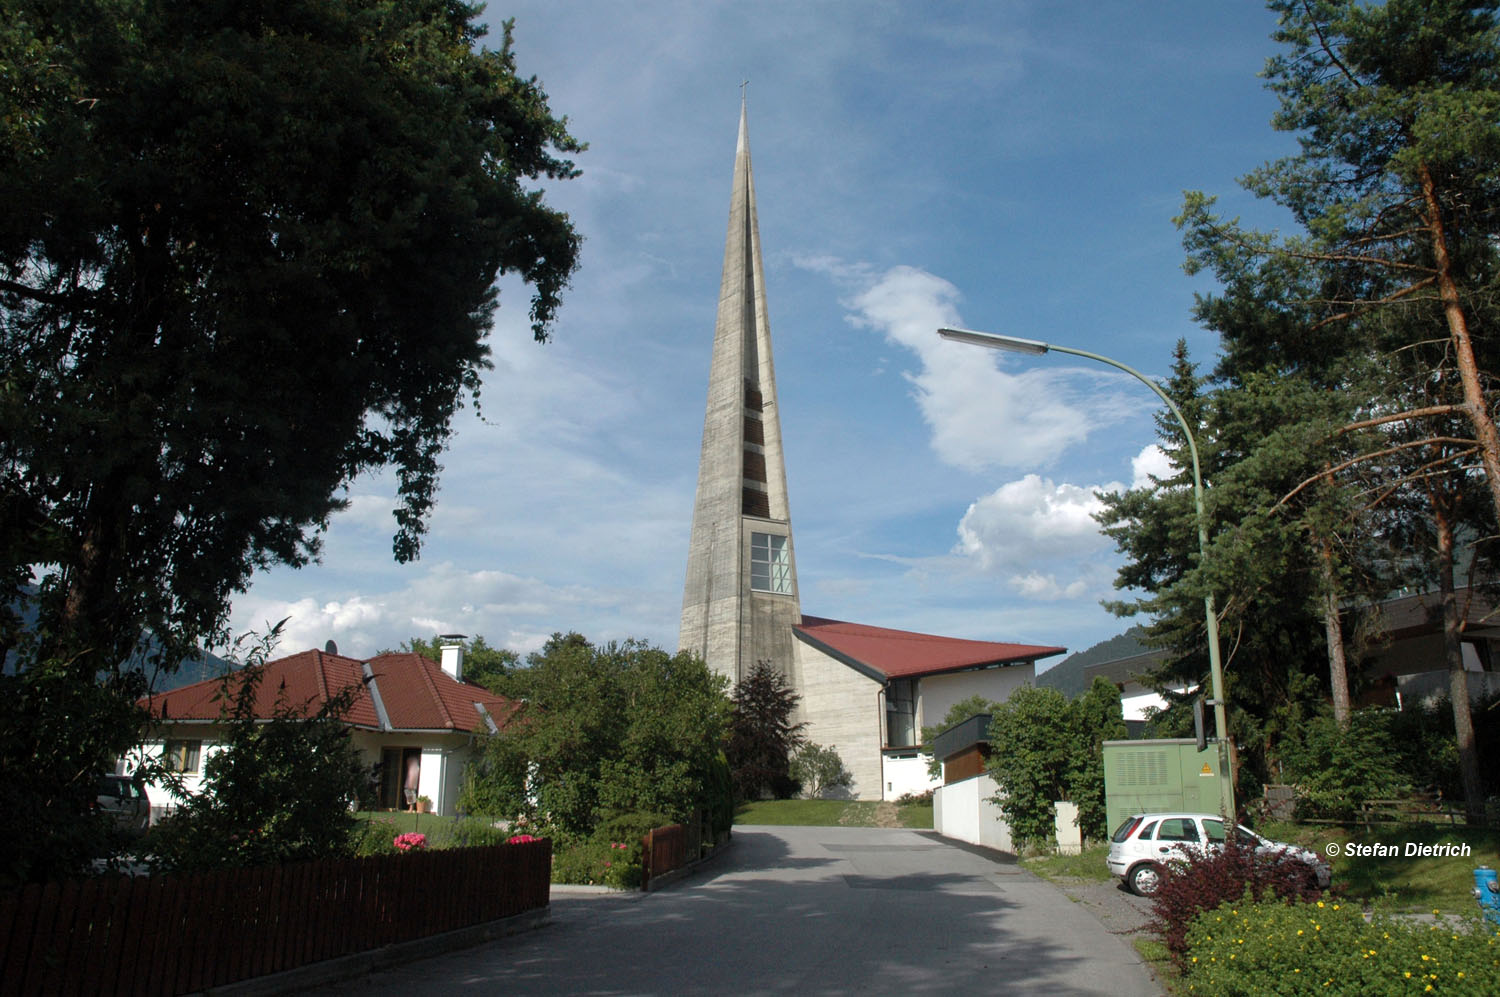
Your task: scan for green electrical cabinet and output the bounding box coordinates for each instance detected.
[1103,738,1224,836]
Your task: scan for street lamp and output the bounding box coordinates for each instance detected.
[937,326,1236,824]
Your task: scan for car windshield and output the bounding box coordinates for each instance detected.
[1202,818,1261,846]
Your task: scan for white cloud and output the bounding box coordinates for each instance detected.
[1132,444,1174,489]
[808,262,1139,471]
[954,473,1122,573]
[1009,571,1091,600]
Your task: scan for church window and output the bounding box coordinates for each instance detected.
[750,532,792,594]
[886,679,917,748]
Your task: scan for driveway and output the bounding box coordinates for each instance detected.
[308,825,1160,996]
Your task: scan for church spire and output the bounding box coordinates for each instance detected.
[679,101,801,686]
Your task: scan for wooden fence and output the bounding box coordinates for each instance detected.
[640,824,687,890]
[0,839,551,997]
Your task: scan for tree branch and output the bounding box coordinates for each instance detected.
[1335,404,1466,435]
[1276,437,1478,508]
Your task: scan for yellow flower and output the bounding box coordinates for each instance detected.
[1422,955,1430,961]
[1405,972,1413,978]
[1297,929,1304,936]
[1317,900,1325,908]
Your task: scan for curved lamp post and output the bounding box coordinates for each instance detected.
[937,327,1236,824]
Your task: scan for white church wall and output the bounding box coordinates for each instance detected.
[881,751,939,801]
[794,640,884,800]
[919,665,1036,732]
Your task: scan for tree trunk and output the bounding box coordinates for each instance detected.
[1318,535,1351,728]
[1433,505,1484,822]
[1418,162,1500,533]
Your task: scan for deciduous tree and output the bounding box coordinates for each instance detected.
[0,1,582,880]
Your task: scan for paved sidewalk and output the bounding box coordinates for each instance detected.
[308,826,1160,996]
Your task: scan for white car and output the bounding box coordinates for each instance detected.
[1106,812,1332,896]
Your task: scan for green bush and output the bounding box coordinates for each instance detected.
[551,833,643,889]
[351,817,402,856]
[1151,838,1327,960]
[548,810,675,889]
[1181,896,1500,996]
[446,817,516,849]
[1282,710,1409,820]
[790,743,853,799]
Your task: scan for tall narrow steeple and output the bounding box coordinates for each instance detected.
[679,101,802,687]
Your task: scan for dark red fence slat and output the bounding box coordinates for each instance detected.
[0,839,549,997]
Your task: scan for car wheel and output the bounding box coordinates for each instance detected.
[1127,862,1163,896]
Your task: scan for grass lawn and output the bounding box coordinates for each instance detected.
[734,799,934,828]
[1019,842,1113,884]
[352,810,467,846]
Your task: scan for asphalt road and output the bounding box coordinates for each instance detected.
[308,825,1160,996]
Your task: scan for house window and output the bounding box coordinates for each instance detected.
[886,679,917,748]
[750,532,792,594]
[163,739,202,774]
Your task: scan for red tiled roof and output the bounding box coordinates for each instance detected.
[794,616,1065,680]
[141,648,517,734]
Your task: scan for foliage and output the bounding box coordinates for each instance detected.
[1166,0,1500,811]
[551,834,643,890]
[397,634,518,694]
[548,813,670,889]
[460,633,731,839]
[790,742,853,799]
[986,686,1074,846]
[0,655,150,885]
[1149,838,1329,961]
[1070,677,1130,841]
[1,0,582,881]
[727,661,806,801]
[351,816,402,857]
[149,637,365,872]
[921,694,999,779]
[1282,709,1410,820]
[1180,897,1500,996]
[984,679,1126,847]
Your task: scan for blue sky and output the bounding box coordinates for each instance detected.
[229,1,1302,667]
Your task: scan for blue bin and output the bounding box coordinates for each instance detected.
[1476,867,1500,925]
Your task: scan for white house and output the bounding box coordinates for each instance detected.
[133,640,515,820]
[793,617,1062,800]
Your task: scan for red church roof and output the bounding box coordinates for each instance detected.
[794,616,1064,681]
[141,648,517,734]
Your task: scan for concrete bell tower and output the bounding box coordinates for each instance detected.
[679,100,802,688]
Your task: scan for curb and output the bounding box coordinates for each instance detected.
[201,908,550,996]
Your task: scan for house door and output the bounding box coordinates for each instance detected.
[379,748,424,810]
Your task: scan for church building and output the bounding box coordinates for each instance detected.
[679,103,1064,800]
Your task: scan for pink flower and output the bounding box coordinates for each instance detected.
[393,832,428,851]
[507,833,538,844]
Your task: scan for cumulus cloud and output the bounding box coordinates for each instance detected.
[230,561,643,659]
[1132,444,1174,489]
[801,261,1139,471]
[954,473,1122,573]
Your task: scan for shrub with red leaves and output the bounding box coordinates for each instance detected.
[1149,838,1328,964]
